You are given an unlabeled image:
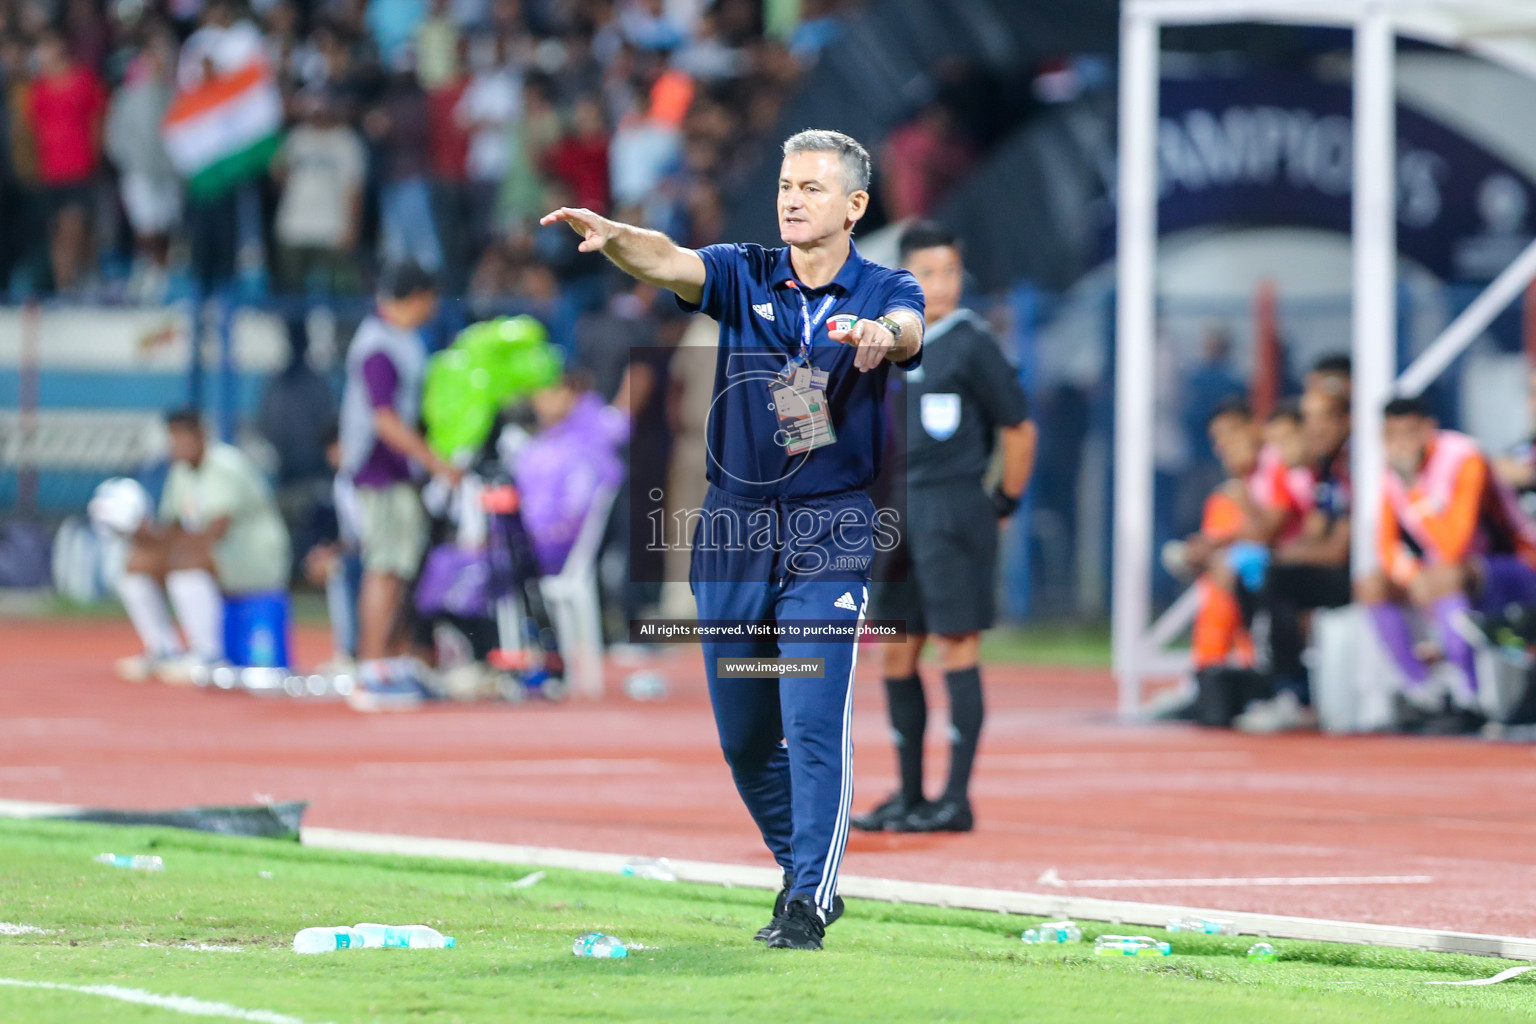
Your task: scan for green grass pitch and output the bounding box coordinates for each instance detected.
[0,819,1532,1023]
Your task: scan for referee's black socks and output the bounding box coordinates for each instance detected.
[943,666,985,804]
[883,673,927,805]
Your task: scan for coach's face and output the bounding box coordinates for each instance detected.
[778,151,867,247]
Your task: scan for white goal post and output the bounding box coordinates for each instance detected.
[1113,0,1536,717]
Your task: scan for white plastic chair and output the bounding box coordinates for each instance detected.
[540,482,619,699]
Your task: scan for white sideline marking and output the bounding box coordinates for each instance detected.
[296,825,1536,960]
[0,978,323,1022]
[1036,867,1435,889]
[353,758,671,777]
[0,923,47,935]
[0,798,80,818]
[1425,965,1536,986]
[2,798,1534,961]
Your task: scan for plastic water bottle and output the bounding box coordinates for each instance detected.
[1166,916,1238,936]
[1094,934,1172,957]
[622,671,669,701]
[1247,941,1277,962]
[352,924,455,949]
[293,927,367,953]
[573,932,629,958]
[94,853,164,872]
[1021,920,1082,944]
[621,858,677,881]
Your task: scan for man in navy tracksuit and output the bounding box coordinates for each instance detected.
[543,129,925,950]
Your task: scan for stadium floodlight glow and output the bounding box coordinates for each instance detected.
[1113,0,1536,716]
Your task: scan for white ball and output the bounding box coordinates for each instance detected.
[88,477,151,536]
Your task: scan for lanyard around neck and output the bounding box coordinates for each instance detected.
[791,286,837,371]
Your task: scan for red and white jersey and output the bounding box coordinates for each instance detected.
[1250,444,1314,544]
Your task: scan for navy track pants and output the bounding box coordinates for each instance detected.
[690,484,875,913]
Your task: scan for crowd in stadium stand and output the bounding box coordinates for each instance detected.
[0,0,863,302]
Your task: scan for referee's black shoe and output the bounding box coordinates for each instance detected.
[850,792,917,832]
[765,896,826,951]
[755,872,843,941]
[892,797,974,833]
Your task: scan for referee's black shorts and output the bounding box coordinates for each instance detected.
[870,481,998,637]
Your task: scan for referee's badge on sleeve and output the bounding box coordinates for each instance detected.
[920,392,961,441]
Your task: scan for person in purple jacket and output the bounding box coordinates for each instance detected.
[514,372,630,574]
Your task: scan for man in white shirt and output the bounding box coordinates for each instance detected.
[115,409,291,682]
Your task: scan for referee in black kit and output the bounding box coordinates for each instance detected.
[853,222,1036,834]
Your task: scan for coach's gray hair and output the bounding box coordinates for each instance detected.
[782,129,871,195]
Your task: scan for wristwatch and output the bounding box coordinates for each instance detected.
[875,315,903,340]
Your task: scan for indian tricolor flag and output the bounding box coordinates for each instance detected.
[161,59,282,200]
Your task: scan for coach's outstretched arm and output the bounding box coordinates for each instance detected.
[540,207,706,307]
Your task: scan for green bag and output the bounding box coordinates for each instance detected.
[422,316,564,460]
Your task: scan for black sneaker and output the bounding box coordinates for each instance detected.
[1395,692,1487,735]
[850,792,918,832]
[753,871,793,942]
[765,896,826,951]
[1420,702,1488,736]
[892,797,974,833]
[754,872,843,942]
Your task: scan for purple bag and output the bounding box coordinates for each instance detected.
[414,544,490,618]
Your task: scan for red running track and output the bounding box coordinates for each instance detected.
[3,617,1536,935]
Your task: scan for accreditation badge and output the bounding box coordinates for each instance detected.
[772,365,835,455]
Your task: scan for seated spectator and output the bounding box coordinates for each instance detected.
[26,30,106,294]
[506,371,628,575]
[114,409,292,682]
[271,91,366,295]
[1254,401,1316,548]
[1235,383,1353,734]
[1178,401,1264,675]
[1357,397,1536,727]
[1307,353,1353,399]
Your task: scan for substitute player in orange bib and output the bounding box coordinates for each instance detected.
[1357,396,1536,728]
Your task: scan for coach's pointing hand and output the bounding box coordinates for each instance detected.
[540,207,615,253]
[829,317,896,372]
